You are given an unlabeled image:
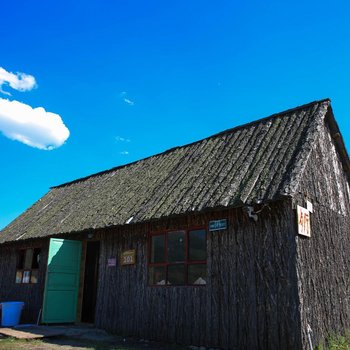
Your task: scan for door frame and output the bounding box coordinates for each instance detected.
[80,240,100,323]
[42,238,82,323]
[76,239,101,324]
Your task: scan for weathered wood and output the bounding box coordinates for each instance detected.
[93,203,300,349]
[2,100,349,350]
[0,239,49,324]
[295,119,350,348]
[0,326,64,339]
[0,101,333,244]
[0,203,304,349]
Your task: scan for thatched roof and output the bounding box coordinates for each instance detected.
[1,99,348,243]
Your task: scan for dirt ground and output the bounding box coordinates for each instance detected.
[0,338,181,350]
[0,326,187,350]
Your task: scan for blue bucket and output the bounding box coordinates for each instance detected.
[1,301,24,327]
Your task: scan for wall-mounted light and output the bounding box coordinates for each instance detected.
[87,232,94,239]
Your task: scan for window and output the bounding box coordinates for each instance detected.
[149,229,207,286]
[15,248,41,284]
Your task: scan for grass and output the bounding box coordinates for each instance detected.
[0,337,142,350]
[0,336,186,350]
[317,333,350,350]
[0,338,44,350]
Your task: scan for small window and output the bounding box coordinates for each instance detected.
[167,264,186,285]
[188,264,207,285]
[149,266,166,285]
[168,231,185,262]
[189,229,207,261]
[32,248,41,269]
[15,248,41,284]
[148,229,207,286]
[150,235,165,263]
[17,250,25,269]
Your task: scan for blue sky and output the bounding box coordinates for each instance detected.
[0,0,349,229]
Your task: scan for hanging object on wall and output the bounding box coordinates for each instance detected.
[107,258,116,267]
[121,250,136,266]
[244,206,258,222]
[209,219,228,232]
[297,205,311,237]
[306,200,313,213]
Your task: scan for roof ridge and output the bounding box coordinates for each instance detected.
[52,98,331,189]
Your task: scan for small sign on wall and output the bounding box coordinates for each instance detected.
[306,200,313,213]
[121,250,136,266]
[297,205,311,237]
[209,219,228,232]
[107,258,116,267]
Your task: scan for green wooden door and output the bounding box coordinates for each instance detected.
[42,238,82,323]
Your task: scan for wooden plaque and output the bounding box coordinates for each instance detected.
[120,250,136,266]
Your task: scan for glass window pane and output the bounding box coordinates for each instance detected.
[24,249,33,269]
[32,248,41,269]
[167,264,186,285]
[15,270,23,284]
[189,230,207,261]
[22,270,30,284]
[17,250,25,269]
[30,270,39,284]
[168,231,185,262]
[151,235,165,263]
[188,264,207,285]
[149,266,166,285]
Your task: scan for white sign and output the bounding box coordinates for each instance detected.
[297,205,311,237]
[107,258,116,267]
[306,200,313,213]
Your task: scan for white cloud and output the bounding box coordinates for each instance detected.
[123,98,134,106]
[115,136,131,142]
[0,67,36,95]
[120,151,129,155]
[0,98,70,150]
[120,91,135,106]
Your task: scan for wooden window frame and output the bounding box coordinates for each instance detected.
[148,227,207,287]
[15,248,41,285]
